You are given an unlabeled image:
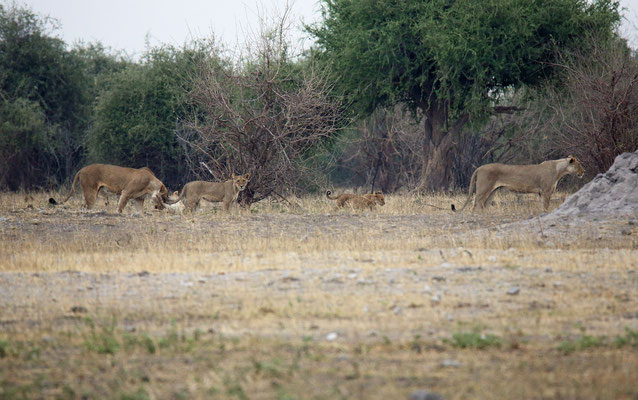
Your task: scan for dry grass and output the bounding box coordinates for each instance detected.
[1,190,637,399]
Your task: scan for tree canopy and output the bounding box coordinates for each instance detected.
[309,0,620,189]
[310,0,620,118]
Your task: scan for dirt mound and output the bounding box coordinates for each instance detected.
[548,150,638,217]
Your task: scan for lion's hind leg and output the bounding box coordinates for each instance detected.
[81,182,99,209]
[184,198,200,213]
[474,184,497,211]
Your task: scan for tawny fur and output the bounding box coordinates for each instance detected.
[168,173,251,212]
[454,156,585,212]
[326,190,385,211]
[56,164,169,213]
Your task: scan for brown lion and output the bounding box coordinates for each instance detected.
[54,164,169,213]
[326,190,385,211]
[453,156,585,212]
[167,173,251,212]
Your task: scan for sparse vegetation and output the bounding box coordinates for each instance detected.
[1,191,637,398]
[1,1,637,399]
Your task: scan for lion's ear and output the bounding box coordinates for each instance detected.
[569,157,575,163]
[232,173,237,179]
[244,173,251,180]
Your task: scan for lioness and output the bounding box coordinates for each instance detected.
[326,190,385,210]
[453,156,585,212]
[167,173,251,212]
[55,164,169,213]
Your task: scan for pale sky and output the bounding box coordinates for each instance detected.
[11,0,638,59]
[14,0,323,59]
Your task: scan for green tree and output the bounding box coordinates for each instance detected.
[309,0,620,190]
[89,43,217,188]
[0,3,87,189]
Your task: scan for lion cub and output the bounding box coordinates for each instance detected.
[326,190,385,211]
[168,173,251,212]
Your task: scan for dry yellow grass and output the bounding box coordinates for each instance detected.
[1,190,637,399]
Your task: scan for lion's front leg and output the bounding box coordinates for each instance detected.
[541,191,552,211]
[223,199,232,212]
[117,191,133,213]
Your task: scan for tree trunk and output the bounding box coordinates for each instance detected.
[418,105,469,191]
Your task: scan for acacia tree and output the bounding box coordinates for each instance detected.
[309,0,620,190]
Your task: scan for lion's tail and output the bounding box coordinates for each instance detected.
[326,190,338,200]
[57,170,81,205]
[452,168,478,212]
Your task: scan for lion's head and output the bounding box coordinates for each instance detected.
[365,192,385,206]
[231,173,251,192]
[567,155,585,178]
[372,192,385,206]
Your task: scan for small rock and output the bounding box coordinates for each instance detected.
[507,287,520,296]
[137,271,150,277]
[432,276,446,282]
[430,294,441,304]
[71,306,88,313]
[325,332,338,341]
[409,390,445,400]
[423,284,432,294]
[347,273,358,279]
[41,335,55,344]
[392,305,402,315]
[553,281,563,288]
[441,359,461,368]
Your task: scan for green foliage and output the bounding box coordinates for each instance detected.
[120,387,150,400]
[558,335,604,353]
[0,339,9,358]
[310,0,620,119]
[557,327,638,353]
[614,327,638,348]
[0,4,128,189]
[90,42,219,188]
[83,316,120,355]
[0,95,53,188]
[448,330,503,349]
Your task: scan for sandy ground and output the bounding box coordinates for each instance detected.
[1,197,637,399]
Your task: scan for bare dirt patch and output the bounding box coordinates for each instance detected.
[1,190,637,399]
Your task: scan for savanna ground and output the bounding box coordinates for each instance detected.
[1,189,637,400]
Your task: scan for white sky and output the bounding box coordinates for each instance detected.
[13,0,323,59]
[10,0,638,59]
